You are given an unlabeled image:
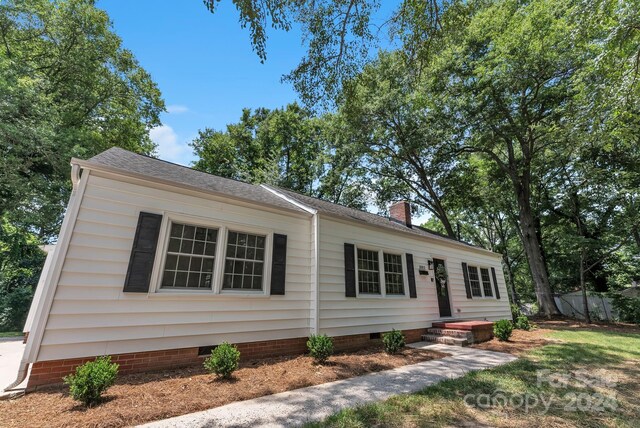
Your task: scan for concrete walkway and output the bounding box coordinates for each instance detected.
[0,338,26,394]
[140,343,517,428]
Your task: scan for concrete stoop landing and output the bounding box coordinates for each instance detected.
[422,321,494,346]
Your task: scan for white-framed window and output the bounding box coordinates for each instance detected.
[357,248,381,294]
[355,245,407,298]
[161,223,218,289]
[480,267,494,297]
[466,265,495,298]
[153,214,272,294]
[383,253,405,295]
[222,231,266,291]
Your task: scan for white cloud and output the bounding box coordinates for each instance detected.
[149,124,191,165]
[166,104,189,114]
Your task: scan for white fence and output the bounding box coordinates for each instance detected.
[554,293,617,321]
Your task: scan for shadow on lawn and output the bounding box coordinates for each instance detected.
[308,338,639,428]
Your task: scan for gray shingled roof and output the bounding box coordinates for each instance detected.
[266,186,485,251]
[84,148,491,253]
[85,147,307,214]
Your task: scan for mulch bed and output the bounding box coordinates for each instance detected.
[471,327,555,355]
[0,346,446,428]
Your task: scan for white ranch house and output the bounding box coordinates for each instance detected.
[8,148,511,390]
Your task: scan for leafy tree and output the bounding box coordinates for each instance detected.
[199,1,640,318]
[0,217,45,331]
[192,103,322,193]
[0,0,164,330]
[192,103,369,207]
[0,0,164,240]
[201,0,452,107]
[342,51,459,236]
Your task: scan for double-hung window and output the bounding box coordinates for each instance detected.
[158,218,270,293]
[357,248,380,294]
[222,231,266,291]
[383,253,405,295]
[161,223,218,289]
[480,268,493,297]
[356,246,406,297]
[466,265,495,298]
[467,265,483,297]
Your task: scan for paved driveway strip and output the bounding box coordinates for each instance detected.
[140,343,517,428]
[0,338,26,395]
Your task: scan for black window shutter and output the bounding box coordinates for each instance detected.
[491,267,501,299]
[344,243,356,297]
[406,253,417,298]
[124,212,163,293]
[462,262,473,299]
[270,233,287,295]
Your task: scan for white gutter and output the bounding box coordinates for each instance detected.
[260,185,321,334]
[4,165,89,392]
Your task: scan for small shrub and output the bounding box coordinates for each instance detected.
[493,319,513,341]
[204,342,240,379]
[382,329,405,354]
[307,334,334,363]
[611,294,640,324]
[514,315,531,331]
[510,304,524,320]
[63,356,118,406]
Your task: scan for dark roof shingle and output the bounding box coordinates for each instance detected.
[266,186,487,252]
[85,147,307,213]
[83,148,493,253]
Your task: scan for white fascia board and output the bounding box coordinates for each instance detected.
[71,158,312,219]
[22,167,90,363]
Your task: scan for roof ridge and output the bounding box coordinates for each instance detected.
[266,184,396,222]
[92,147,260,189]
[88,148,492,254]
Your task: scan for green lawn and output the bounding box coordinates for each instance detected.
[0,331,23,338]
[307,326,640,428]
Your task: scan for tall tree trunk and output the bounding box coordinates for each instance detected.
[632,225,640,250]
[436,207,457,239]
[502,254,518,304]
[515,184,561,317]
[580,249,591,323]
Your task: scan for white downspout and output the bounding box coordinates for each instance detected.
[4,164,88,392]
[259,185,320,334]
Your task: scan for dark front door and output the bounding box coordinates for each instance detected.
[434,258,452,317]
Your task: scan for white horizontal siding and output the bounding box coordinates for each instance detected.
[318,217,511,337]
[38,172,313,361]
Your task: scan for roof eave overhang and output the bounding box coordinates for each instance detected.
[71,158,313,218]
[317,212,502,258]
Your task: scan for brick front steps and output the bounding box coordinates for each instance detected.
[422,321,494,347]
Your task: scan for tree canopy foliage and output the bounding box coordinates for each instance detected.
[0,0,165,330]
[201,0,640,316]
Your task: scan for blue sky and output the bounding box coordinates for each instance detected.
[99,0,306,166]
[97,1,428,221]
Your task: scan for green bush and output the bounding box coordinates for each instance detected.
[382,329,405,354]
[307,334,334,363]
[203,342,240,379]
[510,304,524,321]
[493,319,513,341]
[63,356,119,406]
[514,315,531,331]
[611,294,640,324]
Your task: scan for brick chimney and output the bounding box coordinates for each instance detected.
[389,201,412,227]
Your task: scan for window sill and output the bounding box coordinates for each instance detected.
[145,290,270,300]
[355,293,409,300]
